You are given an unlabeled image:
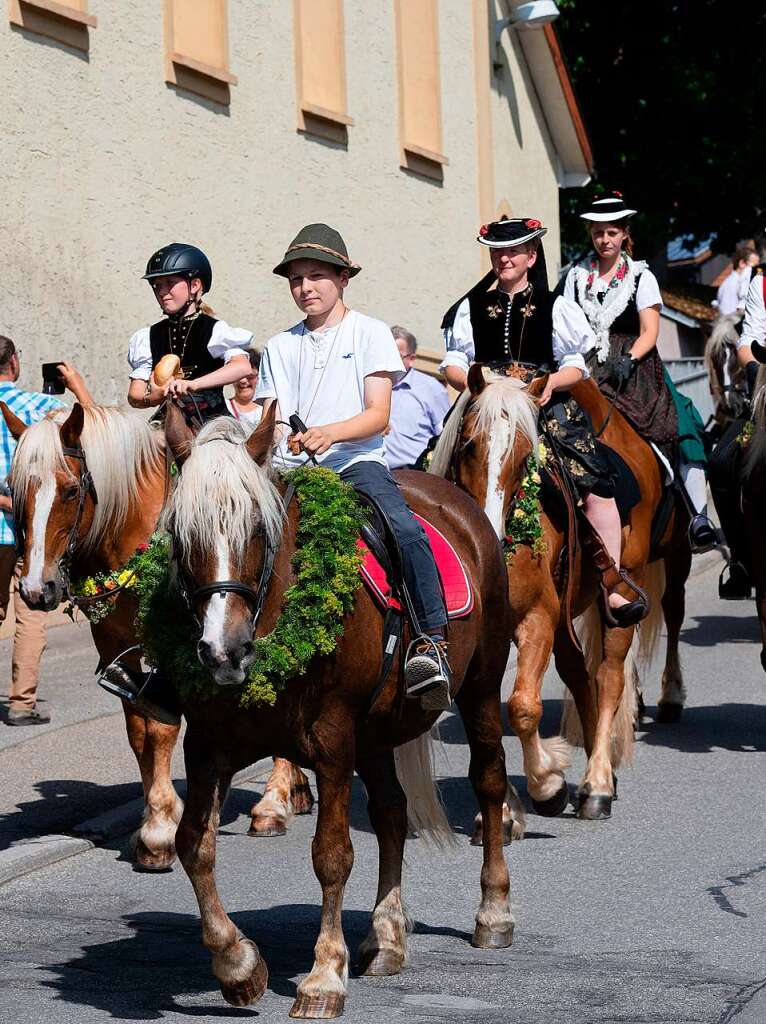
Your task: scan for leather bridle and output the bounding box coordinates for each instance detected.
[15,444,99,592]
[179,482,295,632]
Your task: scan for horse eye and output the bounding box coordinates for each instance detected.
[461,440,475,457]
[61,485,79,503]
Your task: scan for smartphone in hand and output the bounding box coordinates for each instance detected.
[42,362,65,395]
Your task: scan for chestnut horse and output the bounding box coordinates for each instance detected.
[428,365,681,819]
[1,401,313,859]
[161,405,514,1017]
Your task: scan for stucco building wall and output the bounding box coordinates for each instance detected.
[2,0,580,404]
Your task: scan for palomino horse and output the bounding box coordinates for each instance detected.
[1,401,311,857]
[741,366,766,670]
[161,405,513,1017]
[429,365,681,819]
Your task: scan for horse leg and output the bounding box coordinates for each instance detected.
[456,680,514,948]
[249,757,314,837]
[122,705,183,870]
[554,626,599,760]
[291,727,355,1019]
[175,746,268,1007]
[576,624,635,820]
[356,752,410,977]
[657,544,691,723]
[507,604,571,818]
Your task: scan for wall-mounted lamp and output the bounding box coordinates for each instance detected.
[495,1,560,52]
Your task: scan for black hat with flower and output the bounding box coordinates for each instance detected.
[477,217,548,248]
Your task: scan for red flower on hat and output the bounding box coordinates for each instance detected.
[525,219,542,230]
[479,224,489,237]
[613,190,623,198]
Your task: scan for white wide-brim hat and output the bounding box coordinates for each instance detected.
[580,194,637,222]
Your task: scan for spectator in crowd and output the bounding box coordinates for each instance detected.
[0,337,93,725]
[384,326,451,470]
[225,349,262,427]
[715,245,755,315]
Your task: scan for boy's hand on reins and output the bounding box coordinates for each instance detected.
[290,425,335,456]
[164,378,196,398]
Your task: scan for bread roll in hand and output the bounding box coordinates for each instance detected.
[152,354,182,386]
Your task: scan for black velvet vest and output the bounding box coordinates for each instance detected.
[148,313,223,380]
[605,273,642,337]
[468,286,557,369]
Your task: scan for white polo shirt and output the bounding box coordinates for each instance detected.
[256,309,404,472]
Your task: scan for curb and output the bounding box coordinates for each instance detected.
[0,761,275,889]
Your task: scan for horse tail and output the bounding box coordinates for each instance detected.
[559,600,638,767]
[394,732,458,849]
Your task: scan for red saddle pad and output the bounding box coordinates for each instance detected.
[357,513,473,619]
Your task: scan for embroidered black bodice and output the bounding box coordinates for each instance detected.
[148,313,224,380]
[603,273,643,337]
[468,286,557,368]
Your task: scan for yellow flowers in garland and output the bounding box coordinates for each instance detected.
[736,421,754,449]
[67,543,151,624]
[503,451,546,560]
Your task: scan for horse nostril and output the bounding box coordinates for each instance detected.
[42,581,59,610]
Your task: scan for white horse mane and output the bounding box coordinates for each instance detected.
[10,406,165,552]
[167,417,284,562]
[428,371,540,478]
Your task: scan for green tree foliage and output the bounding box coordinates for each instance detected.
[556,0,766,258]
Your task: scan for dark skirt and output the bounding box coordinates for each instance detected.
[589,334,678,461]
[540,393,615,499]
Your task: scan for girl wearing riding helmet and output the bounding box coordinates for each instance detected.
[563,193,716,552]
[127,243,253,424]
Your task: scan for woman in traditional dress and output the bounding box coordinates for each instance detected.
[127,243,253,425]
[564,193,716,552]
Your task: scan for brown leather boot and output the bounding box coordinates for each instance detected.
[579,523,650,628]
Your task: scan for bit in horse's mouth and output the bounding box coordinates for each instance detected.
[213,665,247,687]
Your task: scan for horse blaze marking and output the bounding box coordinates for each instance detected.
[27,476,57,592]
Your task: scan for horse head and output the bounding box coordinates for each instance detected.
[3,402,97,610]
[165,403,284,686]
[429,366,545,540]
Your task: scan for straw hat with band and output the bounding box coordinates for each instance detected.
[580,192,637,223]
[273,223,361,278]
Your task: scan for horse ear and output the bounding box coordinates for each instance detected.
[0,402,28,440]
[59,403,85,449]
[526,374,549,400]
[164,400,194,468]
[467,363,486,396]
[246,402,277,466]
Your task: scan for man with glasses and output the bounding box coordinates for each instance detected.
[384,326,451,470]
[0,336,92,724]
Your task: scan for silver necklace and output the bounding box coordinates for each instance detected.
[295,308,349,422]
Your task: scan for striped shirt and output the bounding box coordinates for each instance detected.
[0,381,66,546]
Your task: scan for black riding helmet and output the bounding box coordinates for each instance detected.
[142,243,213,293]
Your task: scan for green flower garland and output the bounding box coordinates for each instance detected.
[503,448,547,560]
[132,468,364,707]
[67,549,146,625]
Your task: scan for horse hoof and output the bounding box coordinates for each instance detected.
[293,782,315,816]
[357,948,404,976]
[248,816,287,837]
[656,702,682,724]
[531,780,570,817]
[576,794,612,820]
[289,992,345,1019]
[133,838,176,872]
[219,952,268,1007]
[472,924,514,949]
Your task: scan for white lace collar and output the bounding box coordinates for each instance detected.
[571,254,647,362]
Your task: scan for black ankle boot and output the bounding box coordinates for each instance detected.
[689,514,718,554]
[98,661,182,726]
[719,561,752,601]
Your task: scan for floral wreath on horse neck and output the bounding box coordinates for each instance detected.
[502,444,547,560]
[68,467,365,707]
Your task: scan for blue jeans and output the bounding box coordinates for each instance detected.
[339,460,447,635]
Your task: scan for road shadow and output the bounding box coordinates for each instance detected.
[638,702,766,753]
[679,614,760,647]
[41,905,475,1019]
[0,779,262,851]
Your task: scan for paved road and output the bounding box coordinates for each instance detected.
[0,561,764,1023]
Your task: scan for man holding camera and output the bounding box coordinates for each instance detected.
[0,336,92,724]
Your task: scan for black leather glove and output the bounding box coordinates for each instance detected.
[609,354,637,388]
[746,359,759,396]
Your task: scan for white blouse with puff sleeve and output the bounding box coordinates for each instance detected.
[440,295,597,379]
[127,320,254,381]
